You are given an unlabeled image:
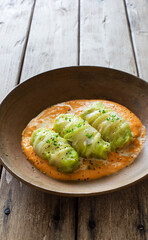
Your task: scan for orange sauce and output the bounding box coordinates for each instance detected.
[22,100,146,181]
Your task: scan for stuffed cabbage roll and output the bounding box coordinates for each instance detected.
[80,102,133,151]
[54,114,111,159]
[30,128,80,173]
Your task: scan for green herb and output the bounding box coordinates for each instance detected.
[86,133,93,138]
[88,165,91,170]
[106,118,110,121]
[102,110,106,113]
[65,117,68,120]
[89,160,92,165]
[66,129,71,133]
[46,140,50,144]
[77,124,82,128]
[116,117,120,120]
[112,115,116,117]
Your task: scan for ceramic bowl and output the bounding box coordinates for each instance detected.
[0,66,148,196]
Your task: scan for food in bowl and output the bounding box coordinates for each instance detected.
[22,100,146,181]
[54,113,111,159]
[30,128,80,173]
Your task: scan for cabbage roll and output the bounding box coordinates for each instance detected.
[30,128,80,173]
[81,102,133,151]
[54,114,111,159]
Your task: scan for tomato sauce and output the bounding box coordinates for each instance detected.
[22,100,146,181]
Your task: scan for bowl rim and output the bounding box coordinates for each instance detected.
[1,65,148,105]
[0,66,148,196]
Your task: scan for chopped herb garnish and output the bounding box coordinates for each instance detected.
[88,165,91,170]
[116,117,120,120]
[89,160,93,165]
[65,117,68,120]
[66,129,71,133]
[106,118,110,121]
[86,133,93,138]
[46,140,50,144]
[77,124,82,128]
[102,110,106,113]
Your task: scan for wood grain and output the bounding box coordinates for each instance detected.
[0,0,148,239]
[79,0,137,75]
[0,0,35,102]
[125,0,148,80]
[0,169,76,240]
[0,0,35,176]
[0,0,78,239]
[78,185,148,240]
[77,0,148,239]
[21,0,78,82]
[77,179,148,238]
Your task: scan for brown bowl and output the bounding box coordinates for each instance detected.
[0,66,148,196]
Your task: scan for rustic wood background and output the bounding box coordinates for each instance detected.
[0,0,148,239]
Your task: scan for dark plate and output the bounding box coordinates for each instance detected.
[0,66,148,196]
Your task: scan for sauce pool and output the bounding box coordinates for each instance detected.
[22,100,146,181]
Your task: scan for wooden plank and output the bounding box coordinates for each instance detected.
[78,184,148,240]
[0,0,35,176]
[0,0,35,102]
[77,0,148,239]
[125,0,148,80]
[21,0,78,81]
[0,169,76,240]
[80,0,137,75]
[125,1,148,238]
[78,185,147,240]
[0,0,78,239]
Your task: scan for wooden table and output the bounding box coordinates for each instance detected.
[0,0,148,239]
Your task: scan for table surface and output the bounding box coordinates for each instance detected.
[0,0,148,239]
